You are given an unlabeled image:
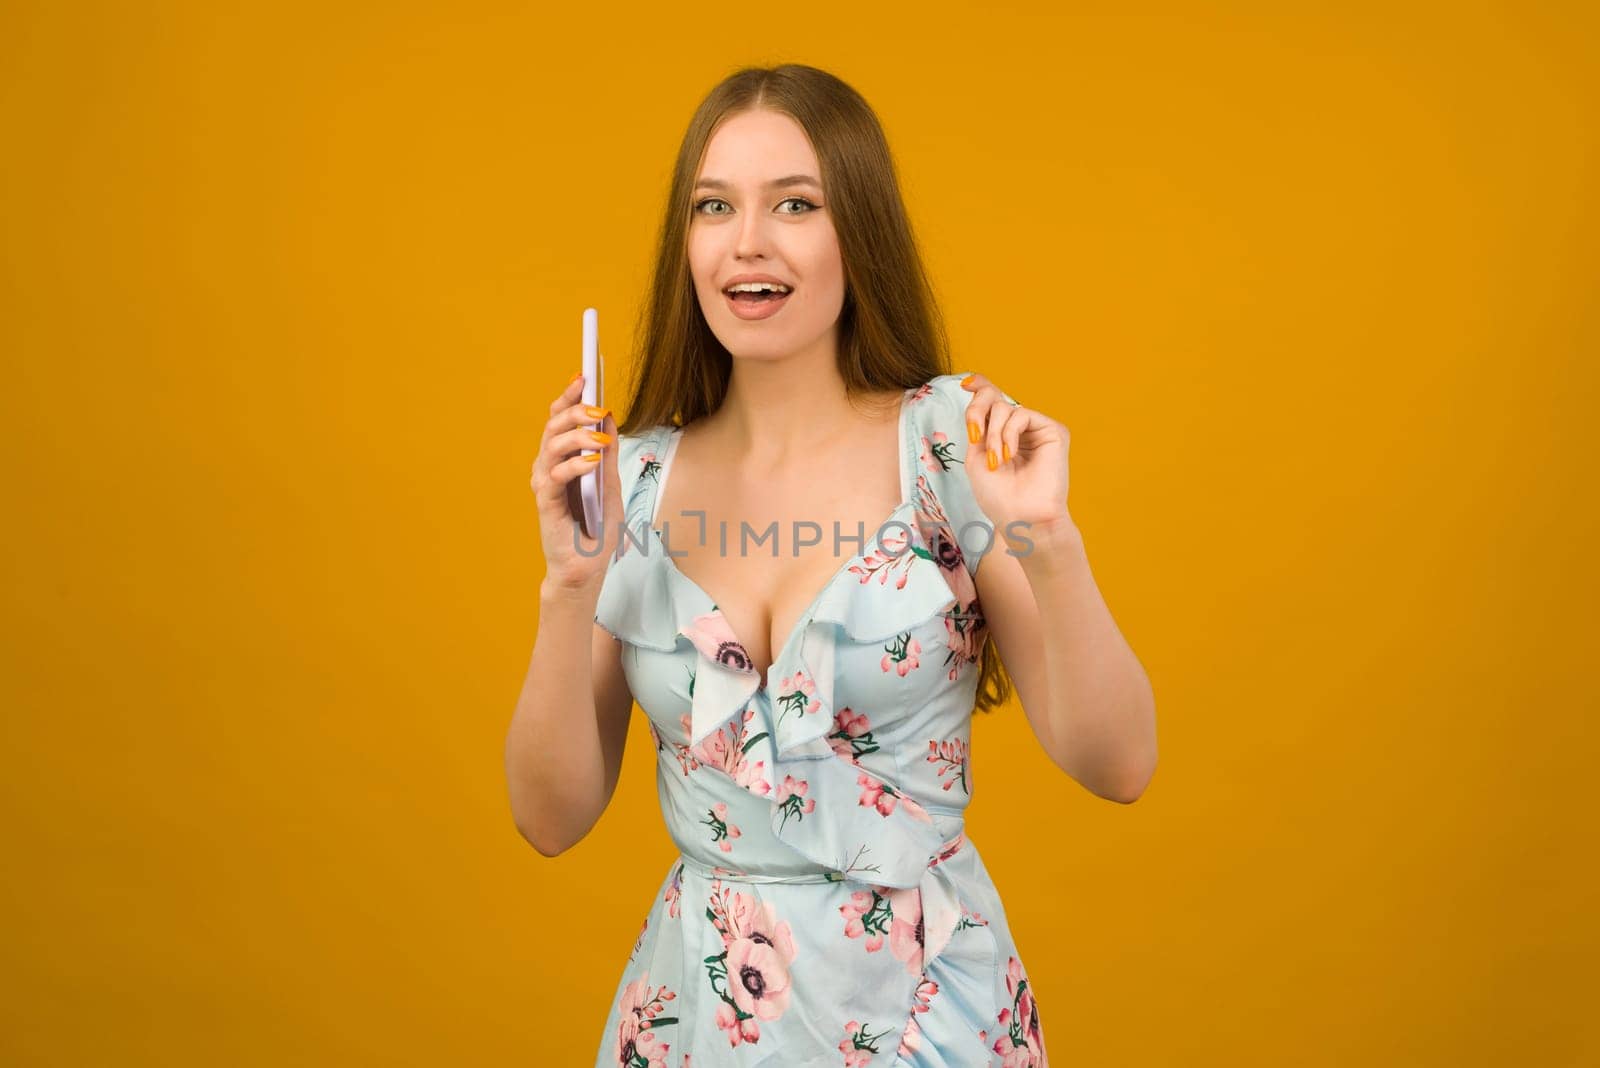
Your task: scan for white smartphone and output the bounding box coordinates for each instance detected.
[566,307,605,539]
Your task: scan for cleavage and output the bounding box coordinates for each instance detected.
[659,507,866,679]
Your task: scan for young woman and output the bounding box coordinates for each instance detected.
[508,64,1156,1067]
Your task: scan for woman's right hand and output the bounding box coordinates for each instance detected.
[529,373,624,594]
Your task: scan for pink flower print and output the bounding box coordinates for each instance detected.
[913,476,979,591]
[919,430,961,474]
[612,974,678,1068]
[838,1018,894,1064]
[942,606,987,682]
[722,891,798,965]
[704,882,798,1045]
[684,610,756,674]
[691,727,736,776]
[856,771,894,817]
[702,802,741,852]
[610,452,662,559]
[886,887,924,976]
[926,737,970,794]
[668,714,703,776]
[828,706,879,763]
[690,709,772,797]
[846,523,919,590]
[931,832,965,869]
[880,632,921,676]
[927,520,968,577]
[898,789,932,823]
[992,955,1047,1067]
[664,864,683,920]
[775,774,816,830]
[896,1013,924,1058]
[774,670,821,727]
[838,888,892,952]
[856,770,933,823]
[733,758,772,798]
[724,934,793,1023]
[844,537,921,588]
[714,1000,760,1047]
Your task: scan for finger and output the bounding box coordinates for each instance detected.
[543,398,610,463]
[560,403,612,482]
[545,372,586,436]
[541,449,604,508]
[983,397,1019,471]
[532,399,602,504]
[548,371,585,416]
[541,371,587,455]
[552,421,615,464]
[959,371,990,445]
[536,398,613,492]
[994,405,1029,467]
[561,398,613,435]
[985,402,1024,463]
[961,380,1011,469]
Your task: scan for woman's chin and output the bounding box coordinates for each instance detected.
[722,342,793,362]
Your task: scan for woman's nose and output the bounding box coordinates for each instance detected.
[734,209,771,259]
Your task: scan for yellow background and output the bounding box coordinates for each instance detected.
[3,1,1595,1064]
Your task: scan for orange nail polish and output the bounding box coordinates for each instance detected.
[584,405,609,420]
[590,430,613,445]
[967,420,980,443]
[569,370,583,384]
[1002,442,1011,462]
[960,373,976,387]
[987,448,998,471]
[582,452,601,463]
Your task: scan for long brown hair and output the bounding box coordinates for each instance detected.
[617,63,1011,713]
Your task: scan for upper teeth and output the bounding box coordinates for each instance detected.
[727,282,791,294]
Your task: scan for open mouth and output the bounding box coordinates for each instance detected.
[724,282,793,303]
[722,281,793,319]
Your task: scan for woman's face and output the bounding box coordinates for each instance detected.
[687,108,846,363]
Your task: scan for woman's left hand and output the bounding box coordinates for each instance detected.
[959,372,1074,543]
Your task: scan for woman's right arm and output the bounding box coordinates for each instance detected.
[505,588,634,856]
[503,373,632,856]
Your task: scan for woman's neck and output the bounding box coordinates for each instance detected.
[700,334,892,462]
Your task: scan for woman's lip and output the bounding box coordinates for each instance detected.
[723,290,792,321]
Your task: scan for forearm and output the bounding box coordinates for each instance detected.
[504,578,612,854]
[1016,517,1158,802]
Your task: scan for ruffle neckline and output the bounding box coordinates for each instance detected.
[593,408,977,912]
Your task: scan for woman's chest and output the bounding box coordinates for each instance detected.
[621,605,979,752]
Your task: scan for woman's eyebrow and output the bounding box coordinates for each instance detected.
[693,174,821,192]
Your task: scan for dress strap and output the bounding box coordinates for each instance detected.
[906,372,1019,582]
[612,424,674,536]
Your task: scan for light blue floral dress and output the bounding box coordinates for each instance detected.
[591,374,1048,1067]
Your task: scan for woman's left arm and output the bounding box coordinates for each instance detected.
[959,373,1158,803]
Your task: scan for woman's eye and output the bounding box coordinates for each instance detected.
[692,197,818,216]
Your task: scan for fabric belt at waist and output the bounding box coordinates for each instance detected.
[675,829,968,886]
